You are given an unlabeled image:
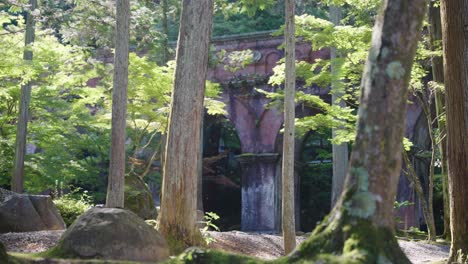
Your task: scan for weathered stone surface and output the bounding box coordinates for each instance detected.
[236,153,278,231]
[0,191,65,233]
[124,174,157,220]
[50,207,169,262]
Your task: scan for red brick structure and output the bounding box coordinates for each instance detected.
[203,31,425,232]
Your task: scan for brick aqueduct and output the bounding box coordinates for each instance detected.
[172,31,427,232]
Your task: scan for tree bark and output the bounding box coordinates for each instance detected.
[440,0,468,262]
[161,0,169,65]
[329,4,349,207]
[282,0,296,255]
[416,94,437,241]
[402,151,435,240]
[197,115,204,212]
[289,0,427,262]
[158,0,214,253]
[428,1,450,240]
[12,0,37,193]
[105,0,130,208]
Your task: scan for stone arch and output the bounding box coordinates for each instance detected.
[264,51,282,75]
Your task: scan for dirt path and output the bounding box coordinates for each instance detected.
[0,230,449,263]
[208,231,449,263]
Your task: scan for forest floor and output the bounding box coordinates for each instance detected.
[0,230,449,263]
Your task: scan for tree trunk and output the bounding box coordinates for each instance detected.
[402,151,436,240]
[329,4,349,207]
[12,0,37,193]
[105,0,130,208]
[428,1,450,240]
[158,0,214,254]
[161,0,169,65]
[417,94,437,241]
[197,115,204,212]
[440,0,468,262]
[289,0,427,262]
[282,0,296,255]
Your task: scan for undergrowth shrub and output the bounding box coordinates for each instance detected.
[54,191,93,226]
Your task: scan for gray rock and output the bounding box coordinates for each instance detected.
[28,195,66,230]
[0,192,65,233]
[50,207,169,262]
[124,174,158,220]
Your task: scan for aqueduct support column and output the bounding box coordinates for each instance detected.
[236,153,279,231]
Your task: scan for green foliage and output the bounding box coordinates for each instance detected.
[394,200,414,210]
[213,10,282,36]
[258,89,356,144]
[0,7,224,202]
[200,212,220,245]
[53,191,94,226]
[0,12,109,197]
[39,0,169,63]
[393,200,414,226]
[223,50,254,73]
[299,131,333,231]
[265,0,430,150]
[403,137,414,151]
[263,7,374,145]
[215,0,277,18]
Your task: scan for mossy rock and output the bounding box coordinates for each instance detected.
[124,174,157,220]
[45,208,169,262]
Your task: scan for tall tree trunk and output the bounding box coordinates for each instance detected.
[440,0,468,262]
[158,0,214,253]
[402,151,436,240]
[11,0,37,193]
[289,0,427,262]
[106,0,130,208]
[159,0,169,190]
[416,94,437,241]
[197,115,204,212]
[282,0,296,255]
[161,0,169,65]
[329,4,349,207]
[428,1,450,240]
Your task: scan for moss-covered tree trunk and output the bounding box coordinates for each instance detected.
[12,0,37,193]
[440,0,468,262]
[106,0,130,208]
[158,0,214,254]
[288,0,427,262]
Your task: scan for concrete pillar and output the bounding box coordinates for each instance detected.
[236,153,279,231]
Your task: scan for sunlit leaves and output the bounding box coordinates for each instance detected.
[215,0,276,17]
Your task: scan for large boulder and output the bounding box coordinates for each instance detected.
[124,174,157,220]
[49,207,169,262]
[0,189,65,233]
